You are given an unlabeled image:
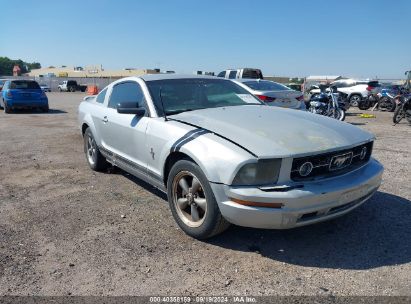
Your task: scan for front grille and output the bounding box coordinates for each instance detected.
[291,142,373,181]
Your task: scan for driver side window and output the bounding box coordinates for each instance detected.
[108,82,146,109]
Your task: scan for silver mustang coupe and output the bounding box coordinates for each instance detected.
[78,74,383,239]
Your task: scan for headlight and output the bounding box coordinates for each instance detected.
[232,159,281,186]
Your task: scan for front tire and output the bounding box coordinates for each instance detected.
[167,160,230,239]
[349,94,362,107]
[393,106,404,124]
[84,128,108,171]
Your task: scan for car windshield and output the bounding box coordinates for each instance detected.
[243,80,291,91]
[10,80,40,90]
[146,78,263,116]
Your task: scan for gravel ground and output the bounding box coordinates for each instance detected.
[0,92,410,296]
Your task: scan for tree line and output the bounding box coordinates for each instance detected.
[0,57,41,76]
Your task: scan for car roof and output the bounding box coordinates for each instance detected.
[235,78,267,82]
[138,74,218,81]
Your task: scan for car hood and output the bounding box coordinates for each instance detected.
[171,105,374,158]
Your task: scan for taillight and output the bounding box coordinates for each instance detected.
[256,95,276,102]
[6,90,12,98]
[366,86,373,92]
[296,95,304,101]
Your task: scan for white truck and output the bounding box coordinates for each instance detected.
[58,80,87,92]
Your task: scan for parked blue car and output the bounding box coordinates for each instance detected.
[1,80,49,113]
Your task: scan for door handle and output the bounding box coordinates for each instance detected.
[102,116,108,123]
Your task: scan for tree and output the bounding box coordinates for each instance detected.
[0,57,42,75]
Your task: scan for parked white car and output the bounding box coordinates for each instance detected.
[40,84,51,92]
[234,79,306,110]
[78,75,383,239]
[310,79,379,106]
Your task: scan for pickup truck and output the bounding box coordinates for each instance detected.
[216,68,263,80]
[58,80,87,92]
[77,74,383,239]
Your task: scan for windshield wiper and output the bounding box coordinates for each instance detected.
[166,108,206,115]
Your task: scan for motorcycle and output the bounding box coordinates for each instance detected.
[392,70,411,124]
[359,88,397,111]
[377,89,397,112]
[308,85,345,121]
[393,94,411,124]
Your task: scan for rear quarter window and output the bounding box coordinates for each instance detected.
[244,81,290,91]
[96,88,107,104]
[242,69,263,79]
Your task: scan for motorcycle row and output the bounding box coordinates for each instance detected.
[306,71,411,125]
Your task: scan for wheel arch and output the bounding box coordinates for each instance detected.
[79,111,100,145]
[163,151,196,186]
[81,123,89,136]
[349,92,364,100]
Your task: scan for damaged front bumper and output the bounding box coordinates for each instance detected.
[211,158,383,229]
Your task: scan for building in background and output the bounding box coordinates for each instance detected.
[27,65,160,78]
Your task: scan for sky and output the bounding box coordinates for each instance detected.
[1,0,410,79]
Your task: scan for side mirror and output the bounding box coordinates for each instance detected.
[117,101,146,116]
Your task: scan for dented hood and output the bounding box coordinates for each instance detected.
[171,105,374,158]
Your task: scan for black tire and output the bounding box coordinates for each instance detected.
[58,87,62,92]
[358,99,371,110]
[393,106,404,124]
[4,101,11,114]
[167,159,230,239]
[333,108,345,121]
[69,86,75,92]
[378,97,396,112]
[349,94,362,107]
[84,128,108,171]
[42,106,49,113]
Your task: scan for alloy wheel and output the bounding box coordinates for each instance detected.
[350,95,361,107]
[172,171,207,228]
[86,135,97,165]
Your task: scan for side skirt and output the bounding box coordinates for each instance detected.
[99,146,167,193]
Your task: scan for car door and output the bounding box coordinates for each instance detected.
[100,81,150,171]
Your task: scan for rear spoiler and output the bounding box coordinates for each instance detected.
[83,96,96,102]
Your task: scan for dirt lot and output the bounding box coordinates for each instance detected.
[0,92,410,296]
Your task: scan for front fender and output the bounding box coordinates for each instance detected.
[177,133,256,185]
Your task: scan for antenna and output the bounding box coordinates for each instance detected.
[159,87,168,121]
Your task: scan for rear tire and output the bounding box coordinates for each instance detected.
[167,160,230,239]
[42,106,49,113]
[332,108,345,121]
[358,99,371,110]
[4,102,11,114]
[84,128,108,171]
[378,97,396,112]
